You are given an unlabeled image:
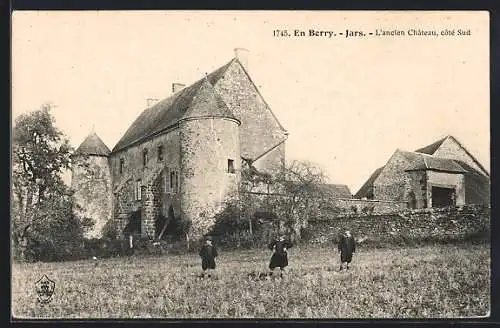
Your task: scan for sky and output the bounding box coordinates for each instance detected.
[12,11,490,194]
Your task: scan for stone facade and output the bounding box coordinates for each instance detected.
[179,117,241,237]
[373,151,410,202]
[357,136,489,208]
[214,60,287,173]
[405,170,427,208]
[433,137,488,176]
[71,155,113,238]
[431,137,490,205]
[72,49,288,240]
[109,128,182,237]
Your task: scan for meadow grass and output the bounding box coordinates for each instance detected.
[12,243,490,319]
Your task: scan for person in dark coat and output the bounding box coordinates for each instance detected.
[338,229,356,271]
[268,236,293,276]
[199,235,218,277]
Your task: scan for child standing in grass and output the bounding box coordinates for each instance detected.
[338,229,356,271]
[199,235,218,278]
[268,236,293,277]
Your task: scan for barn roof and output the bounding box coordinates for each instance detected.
[112,59,236,152]
[414,136,448,154]
[354,166,384,199]
[402,151,467,173]
[415,135,489,177]
[74,132,111,157]
[355,149,466,198]
[318,184,352,199]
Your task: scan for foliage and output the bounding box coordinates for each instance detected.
[11,104,92,262]
[239,160,332,239]
[11,244,490,318]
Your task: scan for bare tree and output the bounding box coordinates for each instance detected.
[240,159,332,239]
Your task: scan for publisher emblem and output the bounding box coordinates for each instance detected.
[35,275,55,304]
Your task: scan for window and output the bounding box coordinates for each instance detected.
[157,145,164,162]
[168,170,179,193]
[143,149,148,167]
[227,159,235,173]
[135,180,142,201]
[163,171,168,193]
[119,158,125,174]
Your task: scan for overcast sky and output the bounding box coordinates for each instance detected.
[12,11,489,194]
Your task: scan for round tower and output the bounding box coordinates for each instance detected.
[179,79,241,239]
[71,131,113,239]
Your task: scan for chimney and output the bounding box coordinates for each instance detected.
[234,48,249,72]
[172,83,185,94]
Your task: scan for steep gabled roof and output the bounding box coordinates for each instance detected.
[75,132,110,156]
[446,135,490,177]
[354,166,384,199]
[112,59,236,153]
[318,184,352,199]
[355,148,467,199]
[415,135,489,177]
[414,136,448,154]
[403,151,467,173]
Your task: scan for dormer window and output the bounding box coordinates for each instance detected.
[143,149,148,167]
[227,159,235,174]
[157,145,164,162]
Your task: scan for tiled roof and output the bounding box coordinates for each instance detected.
[75,132,111,156]
[183,78,236,121]
[318,184,352,199]
[354,166,384,199]
[112,59,236,152]
[403,151,467,173]
[415,135,489,177]
[414,136,448,154]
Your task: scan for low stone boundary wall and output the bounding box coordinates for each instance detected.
[304,204,490,246]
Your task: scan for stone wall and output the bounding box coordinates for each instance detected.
[252,143,286,174]
[110,129,182,238]
[373,151,409,201]
[114,178,140,236]
[331,198,408,215]
[109,128,181,191]
[433,137,489,176]
[179,117,240,238]
[304,204,490,246]
[71,155,113,238]
[140,176,162,238]
[214,60,287,173]
[405,170,427,208]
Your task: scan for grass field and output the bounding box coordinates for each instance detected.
[12,243,490,319]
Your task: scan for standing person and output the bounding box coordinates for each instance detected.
[338,228,356,271]
[268,236,293,277]
[199,235,218,278]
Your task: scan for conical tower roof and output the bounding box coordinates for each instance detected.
[75,132,111,156]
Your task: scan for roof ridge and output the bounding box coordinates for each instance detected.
[229,58,287,134]
[112,59,236,153]
[446,135,490,177]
